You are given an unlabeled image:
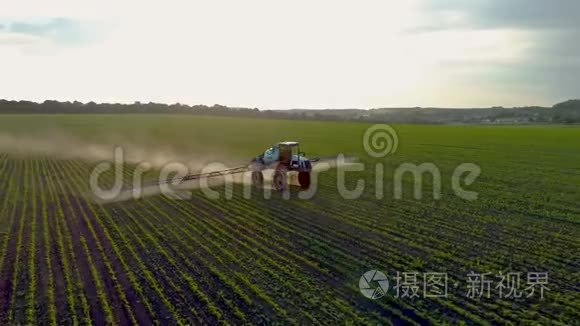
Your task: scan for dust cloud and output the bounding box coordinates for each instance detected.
[0,131,358,203]
[0,131,233,169]
[99,156,360,204]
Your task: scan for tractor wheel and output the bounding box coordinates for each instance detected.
[298,172,311,190]
[273,170,288,192]
[251,171,264,188]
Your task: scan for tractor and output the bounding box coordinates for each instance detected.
[249,141,316,191]
[121,141,326,198]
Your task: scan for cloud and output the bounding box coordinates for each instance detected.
[420,0,580,30]
[0,1,577,108]
[413,0,580,65]
[0,18,95,46]
[405,0,580,105]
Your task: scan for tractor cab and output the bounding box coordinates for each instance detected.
[277,141,301,168]
[250,141,314,191]
[260,141,303,169]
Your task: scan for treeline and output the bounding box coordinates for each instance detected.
[0,100,261,116]
[0,99,579,124]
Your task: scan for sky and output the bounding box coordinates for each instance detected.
[0,0,578,109]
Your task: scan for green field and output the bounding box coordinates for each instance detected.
[0,114,578,324]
